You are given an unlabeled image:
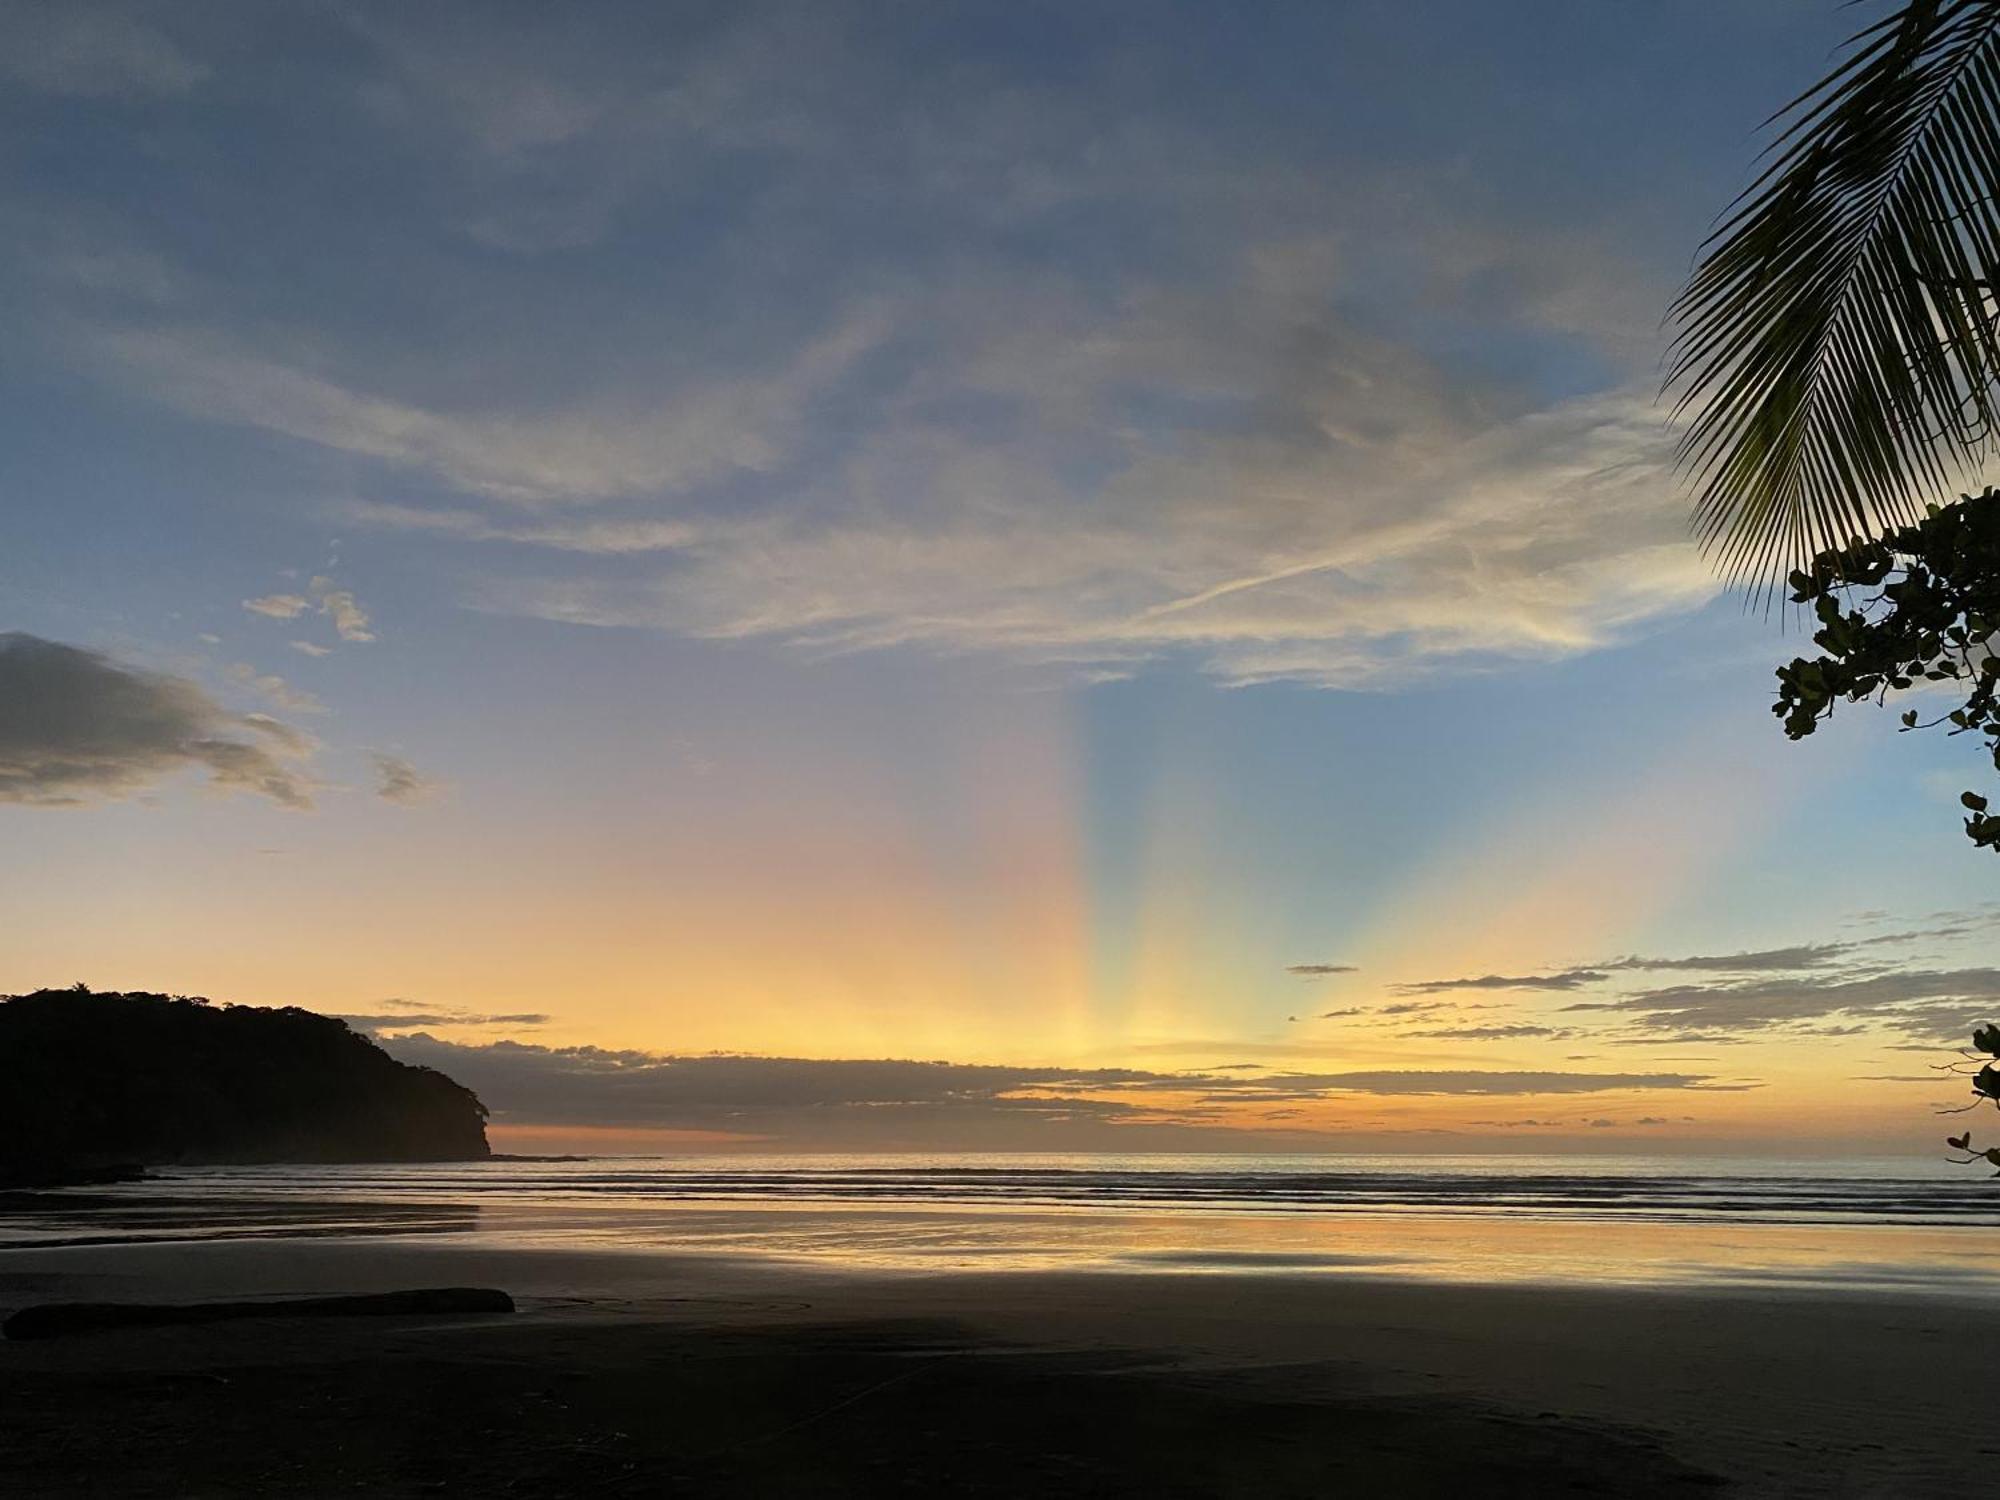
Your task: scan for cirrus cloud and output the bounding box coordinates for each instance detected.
[81,226,1714,692]
[0,2,208,100]
[23,6,1737,692]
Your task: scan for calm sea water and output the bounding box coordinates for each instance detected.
[9,1154,2000,1294]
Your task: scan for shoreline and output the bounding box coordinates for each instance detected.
[5,1236,1995,1494]
[12,1177,2000,1303]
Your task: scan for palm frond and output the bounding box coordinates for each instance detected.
[1667,0,2000,584]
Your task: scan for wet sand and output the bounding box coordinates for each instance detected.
[3,1238,1995,1496]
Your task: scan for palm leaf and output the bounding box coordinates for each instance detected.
[1667,0,2000,584]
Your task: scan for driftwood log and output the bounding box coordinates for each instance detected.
[3,1286,515,1340]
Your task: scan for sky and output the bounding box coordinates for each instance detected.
[5,0,2000,1156]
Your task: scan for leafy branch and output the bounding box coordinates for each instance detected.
[1943,1025,2000,1168]
[1774,489,2000,850]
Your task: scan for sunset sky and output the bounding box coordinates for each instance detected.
[6,0,1999,1156]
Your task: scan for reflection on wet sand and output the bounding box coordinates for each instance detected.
[8,1163,2000,1298]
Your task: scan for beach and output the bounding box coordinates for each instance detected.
[5,1223,1996,1496]
[16,1,2000,1492]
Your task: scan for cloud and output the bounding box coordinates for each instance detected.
[0,2,208,98]
[0,633,313,808]
[1124,1039,1363,1059]
[1850,1075,1949,1083]
[83,234,1713,691]
[1287,963,1358,977]
[377,1036,1222,1147]
[1372,916,2000,1052]
[370,752,437,804]
[338,1008,548,1031]
[97,314,884,507]
[244,594,310,620]
[1850,915,2000,949]
[371,1034,1725,1148]
[1566,968,2000,1043]
[244,577,377,645]
[1254,1070,1725,1096]
[1469,1115,1686,1128]
[1585,930,1998,975]
[338,3,803,253]
[225,663,325,714]
[22,0,1731,696]
[1596,945,1851,973]
[11,0,1772,693]
[341,501,700,555]
[1395,969,1610,993]
[1472,1119,1564,1129]
[307,577,374,643]
[453,378,1710,691]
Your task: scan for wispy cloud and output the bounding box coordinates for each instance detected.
[310,578,374,644]
[97,315,884,508]
[339,1005,547,1032]
[1596,945,1852,973]
[341,501,700,555]
[1372,917,2000,1051]
[59,166,1714,693]
[0,2,208,99]
[225,662,325,715]
[1564,968,2000,1040]
[1474,1114,1695,1129]
[1395,969,1610,993]
[1403,1024,1578,1041]
[447,376,1710,690]
[370,752,437,805]
[1249,1070,1731,1097]
[243,577,375,645]
[244,594,309,620]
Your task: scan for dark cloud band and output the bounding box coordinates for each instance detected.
[0,633,313,808]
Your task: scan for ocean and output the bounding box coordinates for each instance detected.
[10,1153,2000,1294]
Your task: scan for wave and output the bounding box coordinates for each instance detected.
[84,1155,2000,1230]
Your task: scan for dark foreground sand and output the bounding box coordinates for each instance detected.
[3,1238,1996,1497]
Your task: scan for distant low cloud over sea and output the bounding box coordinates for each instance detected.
[377,1032,1731,1153]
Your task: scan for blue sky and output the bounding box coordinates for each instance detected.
[5,0,1999,1153]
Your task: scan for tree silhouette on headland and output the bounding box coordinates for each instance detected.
[0,986,489,1182]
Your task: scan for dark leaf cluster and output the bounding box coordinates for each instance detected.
[1774,491,2000,849]
[1944,1022,2000,1171]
